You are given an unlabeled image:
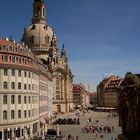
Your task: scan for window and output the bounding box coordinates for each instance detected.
[4,69,8,76]
[9,46,13,51]
[56,79,61,100]
[30,36,35,44]
[12,57,15,63]
[25,59,27,64]
[28,84,31,90]
[18,110,21,119]
[11,82,15,89]
[2,45,7,51]
[24,71,27,77]
[24,84,27,90]
[3,55,8,62]
[29,110,31,117]
[45,36,50,44]
[3,110,7,120]
[29,96,31,103]
[11,69,15,76]
[3,82,8,89]
[19,58,21,64]
[11,110,15,119]
[18,82,21,89]
[18,70,21,77]
[29,72,31,78]
[3,95,7,104]
[11,95,15,104]
[18,95,21,104]
[24,96,27,104]
[15,47,18,52]
[24,110,27,118]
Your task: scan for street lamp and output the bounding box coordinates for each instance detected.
[56,124,59,136]
[15,127,17,140]
[7,128,10,140]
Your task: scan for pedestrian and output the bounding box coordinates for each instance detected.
[76,136,79,140]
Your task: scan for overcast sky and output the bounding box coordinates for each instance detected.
[0,0,140,91]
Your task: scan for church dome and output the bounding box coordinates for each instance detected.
[21,0,57,51]
[22,23,56,49]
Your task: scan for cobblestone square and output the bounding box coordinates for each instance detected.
[50,111,122,140]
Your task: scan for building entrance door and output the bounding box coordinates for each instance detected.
[57,105,61,113]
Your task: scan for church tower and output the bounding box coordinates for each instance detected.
[32,0,47,24]
[21,0,73,113]
[21,0,57,61]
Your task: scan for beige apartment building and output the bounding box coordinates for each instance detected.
[97,75,122,108]
[73,84,90,109]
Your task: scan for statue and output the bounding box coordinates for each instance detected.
[117,72,140,140]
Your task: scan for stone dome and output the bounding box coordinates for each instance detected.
[22,23,56,49]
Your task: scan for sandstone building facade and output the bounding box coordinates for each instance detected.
[0,0,73,139]
[22,0,73,113]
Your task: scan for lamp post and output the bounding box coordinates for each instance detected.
[41,128,45,140]
[56,124,59,137]
[15,127,17,140]
[7,128,10,140]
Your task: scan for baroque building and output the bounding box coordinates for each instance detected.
[0,0,73,139]
[21,0,73,113]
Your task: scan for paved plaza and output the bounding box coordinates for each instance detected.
[50,110,122,140]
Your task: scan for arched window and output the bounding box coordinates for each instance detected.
[56,79,61,100]
[3,95,7,104]
[24,96,27,104]
[18,110,21,119]
[11,110,15,119]
[3,110,7,120]
[3,81,8,89]
[11,82,15,89]
[24,110,27,118]
[18,95,21,104]
[30,36,35,44]
[18,82,21,89]
[11,95,15,104]
[45,35,50,44]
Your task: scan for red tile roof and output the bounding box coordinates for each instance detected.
[0,38,15,46]
[89,92,97,97]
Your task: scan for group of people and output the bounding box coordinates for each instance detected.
[53,118,80,125]
[67,134,79,140]
[107,112,118,120]
[82,124,114,133]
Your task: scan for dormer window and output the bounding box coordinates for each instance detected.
[30,36,35,44]
[45,35,50,44]
[2,45,7,51]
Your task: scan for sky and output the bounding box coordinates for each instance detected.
[0,0,140,91]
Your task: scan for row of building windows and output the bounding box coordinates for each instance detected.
[3,69,38,80]
[29,35,50,44]
[4,69,32,77]
[1,55,32,65]
[0,44,28,55]
[3,95,37,104]
[3,82,37,90]
[3,109,32,120]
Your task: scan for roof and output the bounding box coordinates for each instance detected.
[89,92,97,97]
[0,38,15,46]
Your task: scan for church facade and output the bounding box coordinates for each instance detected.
[22,0,73,113]
[0,0,73,139]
